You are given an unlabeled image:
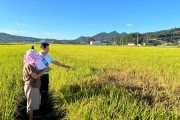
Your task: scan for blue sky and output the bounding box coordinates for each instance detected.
[0,0,180,39]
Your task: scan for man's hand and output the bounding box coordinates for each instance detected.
[52,60,71,69]
[44,67,51,72]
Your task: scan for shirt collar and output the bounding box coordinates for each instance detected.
[39,52,46,57]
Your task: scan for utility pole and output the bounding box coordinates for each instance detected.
[114,36,115,45]
[126,38,127,45]
[146,35,149,43]
[120,38,121,45]
[137,33,139,45]
[171,34,173,45]
[113,36,116,45]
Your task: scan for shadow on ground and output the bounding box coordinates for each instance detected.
[16,91,59,120]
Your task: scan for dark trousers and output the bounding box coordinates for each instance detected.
[40,74,49,103]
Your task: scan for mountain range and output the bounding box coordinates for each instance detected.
[0,27,180,44]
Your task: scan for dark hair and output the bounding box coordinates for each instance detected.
[41,43,49,48]
[31,45,34,49]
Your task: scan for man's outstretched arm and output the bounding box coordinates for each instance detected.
[51,60,71,69]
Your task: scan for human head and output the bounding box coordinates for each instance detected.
[24,46,41,65]
[40,43,49,54]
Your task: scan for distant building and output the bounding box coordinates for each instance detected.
[128,42,135,46]
[165,42,172,45]
[33,42,40,44]
[112,41,117,45]
[90,40,101,45]
[101,43,107,45]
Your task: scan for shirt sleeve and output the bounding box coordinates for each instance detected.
[48,55,54,62]
[26,64,36,75]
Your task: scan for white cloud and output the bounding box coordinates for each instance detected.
[126,24,134,27]
[14,21,26,27]
[0,29,28,34]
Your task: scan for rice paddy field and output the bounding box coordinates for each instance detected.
[0,44,180,120]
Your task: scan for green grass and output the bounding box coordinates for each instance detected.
[0,44,180,120]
